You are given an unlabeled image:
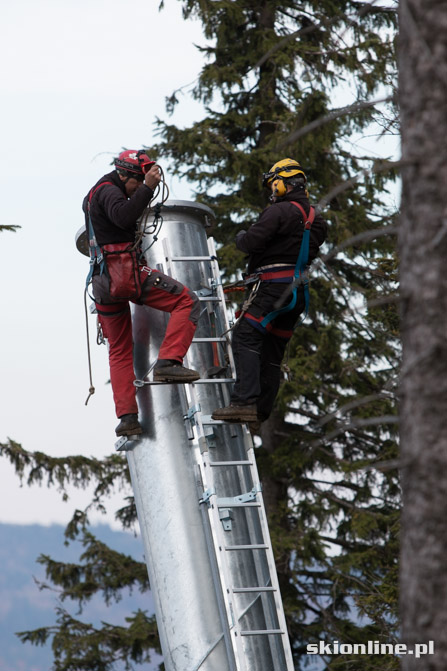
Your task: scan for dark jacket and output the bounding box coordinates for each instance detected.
[236,187,328,274]
[82,171,154,246]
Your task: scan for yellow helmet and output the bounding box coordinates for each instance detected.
[262,158,306,198]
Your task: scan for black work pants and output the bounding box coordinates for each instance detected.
[231,282,305,420]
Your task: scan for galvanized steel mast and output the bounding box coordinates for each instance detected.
[77,200,294,671]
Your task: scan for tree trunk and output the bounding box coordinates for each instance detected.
[398,2,447,669]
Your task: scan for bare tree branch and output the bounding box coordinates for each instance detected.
[318,392,395,427]
[316,158,402,213]
[277,96,394,149]
[321,224,398,263]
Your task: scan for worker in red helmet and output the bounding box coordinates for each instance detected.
[83,149,200,437]
[212,158,328,428]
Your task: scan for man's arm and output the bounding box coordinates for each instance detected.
[100,184,154,231]
[235,207,279,254]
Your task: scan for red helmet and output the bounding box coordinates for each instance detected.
[114,149,155,175]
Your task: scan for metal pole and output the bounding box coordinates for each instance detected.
[127,201,233,671]
[76,200,291,670]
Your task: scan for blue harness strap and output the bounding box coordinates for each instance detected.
[254,202,315,333]
[85,182,113,289]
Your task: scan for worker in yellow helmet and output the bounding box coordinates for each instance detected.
[212,158,328,427]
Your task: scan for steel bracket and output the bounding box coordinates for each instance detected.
[196,287,213,297]
[210,276,222,289]
[199,487,216,505]
[219,508,234,532]
[115,435,141,452]
[184,403,201,426]
[217,484,262,507]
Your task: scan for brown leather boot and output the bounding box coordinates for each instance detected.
[115,414,143,436]
[211,403,258,422]
[153,359,200,383]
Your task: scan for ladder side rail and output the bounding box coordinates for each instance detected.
[245,444,296,670]
[196,457,239,671]
[197,456,250,671]
[207,237,237,377]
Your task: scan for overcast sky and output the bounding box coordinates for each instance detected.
[0,0,206,527]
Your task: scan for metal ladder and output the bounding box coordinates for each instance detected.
[160,236,296,671]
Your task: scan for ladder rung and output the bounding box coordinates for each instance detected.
[210,460,253,466]
[241,629,285,636]
[198,296,224,302]
[201,415,247,425]
[225,544,269,550]
[192,337,227,342]
[233,586,277,593]
[217,502,261,508]
[134,379,234,387]
[171,256,214,261]
[194,378,235,384]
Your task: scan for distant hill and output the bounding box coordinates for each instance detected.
[0,523,160,671]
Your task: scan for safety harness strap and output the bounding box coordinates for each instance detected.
[249,202,315,335]
[85,181,114,288]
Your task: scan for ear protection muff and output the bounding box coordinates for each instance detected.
[270,178,287,198]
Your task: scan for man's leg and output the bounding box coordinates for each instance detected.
[139,270,201,381]
[257,286,305,420]
[96,302,139,421]
[230,319,264,405]
[211,318,264,422]
[257,334,288,421]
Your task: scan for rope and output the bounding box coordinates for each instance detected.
[219,279,261,338]
[83,287,96,405]
[136,165,170,254]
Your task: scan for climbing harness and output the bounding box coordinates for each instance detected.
[241,202,315,336]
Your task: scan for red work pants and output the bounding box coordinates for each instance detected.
[93,268,200,418]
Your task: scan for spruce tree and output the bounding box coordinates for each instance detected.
[151,0,400,668]
[1,1,401,669]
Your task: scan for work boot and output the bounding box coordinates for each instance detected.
[153,359,200,383]
[211,403,258,423]
[115,414,143,437]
